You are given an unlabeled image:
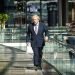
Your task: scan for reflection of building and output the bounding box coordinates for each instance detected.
[2,0,75,27]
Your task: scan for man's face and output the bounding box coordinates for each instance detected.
[32,16,39,25]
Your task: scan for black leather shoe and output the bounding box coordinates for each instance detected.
[38,66,42,70]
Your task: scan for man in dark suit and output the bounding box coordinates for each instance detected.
[26,15,48,70]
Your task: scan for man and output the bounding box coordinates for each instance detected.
[26,15,48,70]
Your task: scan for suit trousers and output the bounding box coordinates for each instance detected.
[32,47,43,67]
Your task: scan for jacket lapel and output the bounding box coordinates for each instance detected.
[31,24,36,34]
[37,23,41,35]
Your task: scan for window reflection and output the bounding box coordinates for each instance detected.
[4,0,58,27]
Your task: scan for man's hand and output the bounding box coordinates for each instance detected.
[44,36,48,42]
[63,36,68,43]
[64,36,68,40]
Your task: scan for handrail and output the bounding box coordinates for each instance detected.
[49,36,75,49]
[43,59,62,75]
[49,37,75,55]
[43,37,75,75]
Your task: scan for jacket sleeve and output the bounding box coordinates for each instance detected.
[44,24,49,37]
[26,25,31,42]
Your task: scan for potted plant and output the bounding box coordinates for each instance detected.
[0,14,9,29]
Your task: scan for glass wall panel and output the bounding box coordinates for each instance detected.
[4,0,59,27]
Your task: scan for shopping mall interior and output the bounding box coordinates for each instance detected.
[0,0,75,75]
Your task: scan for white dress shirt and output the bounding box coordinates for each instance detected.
[34,22,39,34]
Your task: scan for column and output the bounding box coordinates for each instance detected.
[58,0,68,26]
[40,0,42,21]
[58,0,62,26]
[72,3,75,21]
[0,0,5,13]
[72,8,75,21]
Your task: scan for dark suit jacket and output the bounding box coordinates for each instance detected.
[26,22,48,47]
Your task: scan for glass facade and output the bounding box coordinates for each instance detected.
[0,0,75,75]
[4,0,58,27]
[3,0,75,27]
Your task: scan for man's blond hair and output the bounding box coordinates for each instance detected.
[32,15,40,20]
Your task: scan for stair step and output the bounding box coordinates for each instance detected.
[0,52,33,59]
[5,67,43,75]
